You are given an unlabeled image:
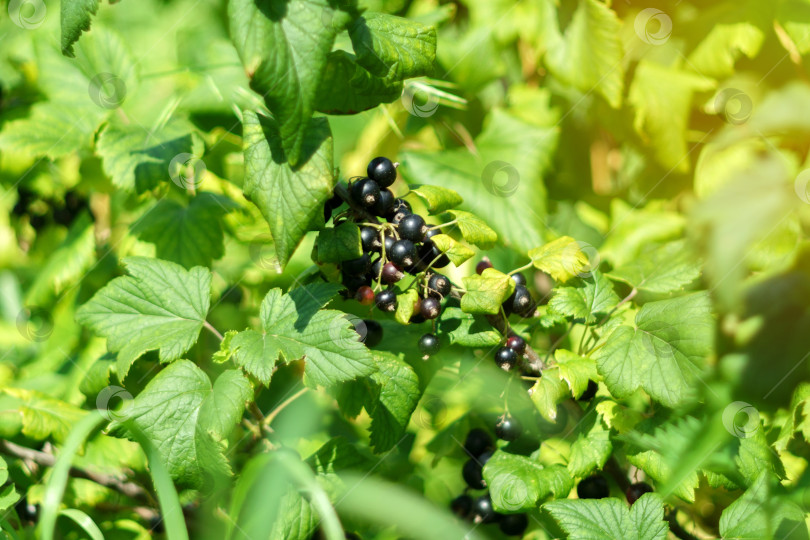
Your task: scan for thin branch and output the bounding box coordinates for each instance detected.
[665,510,702,540]
[203,320,224,342]
[262,387,308,427]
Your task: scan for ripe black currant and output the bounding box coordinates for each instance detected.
[511,272,527,286]
[398,213,427,242]
[420,297,441,319]
[476,259,493,274]
[578,380,598,401]
[450,494,473,519]
[499,514,528,536]
[375,289,397,312]
[350,178,380,208]
[360,226,380,252]
[355,286,375,305]
[463,428,493,458]
[360,319,383,348]
[471,494,497,524]
[427,273,451,298]
[372,188,395,217]
[505,335,526,355]
[343,272,370,292]
[381,262,403,284]
[417,241,450,269]
[418,333,440,356]
[508,285,535,316]
[462,458,486,490]
[494,347,518,371]
[367,156,397,187]
[343,253,371,275]
[389,239,417,267]
[626,482,653,505]
[382,234,395,255]
[577,475,609,499]
[495,416,522,441]
[387,198,412,224]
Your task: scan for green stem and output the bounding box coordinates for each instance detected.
[507,262,534,276]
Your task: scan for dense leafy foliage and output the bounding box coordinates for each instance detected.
[2,0,810,538]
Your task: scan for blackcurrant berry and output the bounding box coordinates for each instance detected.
[418,333,440,356]
[381,262,403,284]
[417,241,450,269]
[370,257,383,279]
[462,458,486,490]
[578,380,598,401]
[494,347,518,371]
[398,213,427,242]
[511,272,527,286]
[463,428,493,458]
[383,233,395,254]
[360,226,380,252]
[343,253,371,275]
[495,416,522,441]
[372,188,395,217]
[424,227,441,242]
[476,259,493,274]
[420,297,441,319]
[577,475,609,499]
[508,285,535,316]
[389,239,417,267]
[387,199,412,224]
[410,312,427,324]
[375,289,397,312]
[350,178,380,208]
[478,450,493,465]
[626,482,653,505]
[505,335,526,355]
[427,273,451,298]
[355,286,375,305]
[360,319,383,348]
[367,156,397,188]
[499,513,528,536]
[471,494,497,524]
[450,494,473,519]
[343,272,370,292]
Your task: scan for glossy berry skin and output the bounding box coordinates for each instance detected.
[495,416,522,441]
[355,286,375,305]
[383,234,395,254]
[450,494,473,519]
[577,475,609,500]
[464,428,493,458]
[499,513,528,536]
[367,156,397,187]
[350,177,380,208]
[343,272,370,292]
[389,239,417,267]
[471,494,497,524]
[626,482,653,505]
[398,213,427,242]
[360,226,380,252]
[476,259,493,274]
[387,199,412,224]
[343,253,371,275]
[375,289,397,312]
[372,188,395,217]
[511,273,527,286]
[418,333,440,356]
[360,319,383,347]
[578,380,598,401]
[427,273,451,298]
[420,297,441,319]
[505,335,526,355]
[462,458,486,490]
[495,346,518,371]
[417,241,449,269]
[381,262,403,284]
[509,285,535,316]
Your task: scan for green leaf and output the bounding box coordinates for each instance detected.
[687,6,766,78]
[545,493,669,540]
[600,200,685,268]
[315,51,403,115]
[554,349,597,398]
[76,257,212,379]
[2,388,85,442]
[778,0,810,54]
[96,119,204,193]
[445,210,498,249]
[626,450,698,503]
[529,236,588,283]
[548,271,619,324]
[134,193,234,269]
[544,0,624,108]
[395,289,420,325]
[461,268,516,315]
[112,361,250,489]
[482,452,572,512]
[430,234,474,266]
[594,292,714,408]
[348,12,437,80]
[409,185,463,215]
[719,471,806,540]
[568,412,612,478]
[213,330,238,364]
[315,222,363,264]
[228,0,350,164]
[0,454,19,512]
[61,0,99,57]
[530,369,567,422]
[607,240,701,294]
[230,283,375,387]
[242,110,335,269]
[367,351,420,452]
[402,110,556,253]
[437,307,502,347]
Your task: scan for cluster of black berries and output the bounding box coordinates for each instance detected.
[449,425,529,536]
[12,188,89,230]
[326,157,453,355]
[576,475,653,506]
